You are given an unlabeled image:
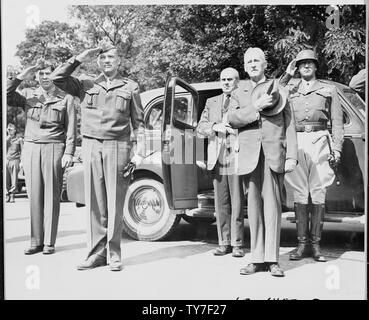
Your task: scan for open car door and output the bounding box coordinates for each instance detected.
[162,76,199,209]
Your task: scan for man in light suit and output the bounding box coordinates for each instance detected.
[227,48,298,276]
[197,67,245,258]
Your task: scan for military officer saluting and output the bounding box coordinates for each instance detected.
[7,59,76,255]
[281,49,344,262]
[51,43,145,271]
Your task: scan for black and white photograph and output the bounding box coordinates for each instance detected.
[1,0,367,302]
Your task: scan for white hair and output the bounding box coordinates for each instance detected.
[244,47,266,64]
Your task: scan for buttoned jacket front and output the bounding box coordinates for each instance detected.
[228,80,298,175]
[51,58,145,156]
[197,93,238,170]
[7,78,76,155]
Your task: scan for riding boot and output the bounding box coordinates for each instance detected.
[289,203,310,260]
[311,203,326,262]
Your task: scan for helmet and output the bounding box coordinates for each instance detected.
[295,49,318,67]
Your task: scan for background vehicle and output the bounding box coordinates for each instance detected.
[66,77,366,241]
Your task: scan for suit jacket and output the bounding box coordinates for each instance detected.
[197,93,238,170]
[228,80,298,175]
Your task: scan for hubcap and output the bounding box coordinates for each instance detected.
[128,186,164,225]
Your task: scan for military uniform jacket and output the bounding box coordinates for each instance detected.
[7,78,76,155]
[280,74,344,152]
[227,80,298,175]
[197,93,238,170]
[51,57,145,156]
[6,136,22,160]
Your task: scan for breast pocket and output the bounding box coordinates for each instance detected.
[27,102,42,121]
[84,88,100,108]
[115,89,131,113]
[49,104,66,123]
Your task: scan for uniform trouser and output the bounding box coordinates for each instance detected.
[213,146,244,247]
[6,158,20,195]
[82,138,131,263]
[242,149,284,263]
[285,130,335,204]
[22,142,65,247]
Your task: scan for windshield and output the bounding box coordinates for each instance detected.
[340,88,366,118]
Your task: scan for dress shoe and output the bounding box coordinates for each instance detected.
[240,263,266,275]
[43,245,55,254]
[9,194,15,203]
[213,245,232,256]
[232,246,245,258]
[24,245,43,255]
[268,263,285,277]
[110,260,123,271]
[77,255,107,271]
[311,244,326,262]
[6,195,10,203]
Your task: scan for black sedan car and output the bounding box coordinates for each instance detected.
[66,77,366,241]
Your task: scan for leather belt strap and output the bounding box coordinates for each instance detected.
[296,123,327,133]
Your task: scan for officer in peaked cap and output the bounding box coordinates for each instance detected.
[51,44,145,271]
[280,49,344,262]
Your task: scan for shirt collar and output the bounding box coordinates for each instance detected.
[251,76,266,88]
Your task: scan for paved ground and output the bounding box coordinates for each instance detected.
[3,193,366,300]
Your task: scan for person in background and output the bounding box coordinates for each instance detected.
[6,123,23,203]
[197,67,245,258]
[349,68,366,100]
[281,49,344,262]
[7,58,76,255]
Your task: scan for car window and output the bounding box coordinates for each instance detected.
[146,102,163,130]
[341,88,366,118]
[146,95,194,130]
[173,96,194,127]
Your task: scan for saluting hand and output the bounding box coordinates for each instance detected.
[76,48,103,63]
[17,57,47,80]
[286,59,297,76]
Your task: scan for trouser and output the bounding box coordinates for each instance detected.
[242,149,284,263]
[22,142,65,246]
[213,147,244,247]
[285,130,335,204]
[6,158,20,195]
[82,137,131,263]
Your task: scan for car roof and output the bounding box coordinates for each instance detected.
[140,78,361,108]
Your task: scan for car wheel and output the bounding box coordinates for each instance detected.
[182,215,215,225]
[122,178,181,241]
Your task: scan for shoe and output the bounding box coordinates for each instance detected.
[213,245,232,256]
[9,194,15,203]
[77,255,107,270]
[43,245,55,254]
[6,194,10,203]
[24,245,43,255]
[268,263,285,277]
[240,263,266,275]
[232,246,245,258]
[110,260,123,271]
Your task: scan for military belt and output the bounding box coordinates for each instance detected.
[296,123,327,133]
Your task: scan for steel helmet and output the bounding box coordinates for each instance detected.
[295,49,318,67]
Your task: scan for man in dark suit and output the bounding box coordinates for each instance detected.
[197,67,245,258]
[227,48,298,277]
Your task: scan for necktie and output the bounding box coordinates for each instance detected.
[223,94,230,113]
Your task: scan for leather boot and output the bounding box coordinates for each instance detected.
[289,203,310,260]
[310,203,326,262]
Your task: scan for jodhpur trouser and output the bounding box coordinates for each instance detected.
[285,130,335,205]
[6,158,20,195]
[213,146,244,247]
[22,142,65,246]
[242,149,284,263]
[82,137,131,263]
